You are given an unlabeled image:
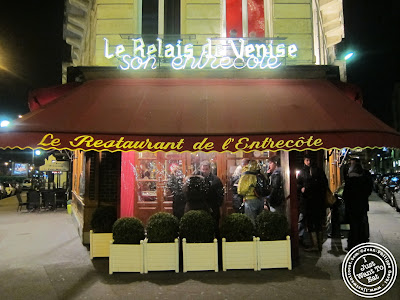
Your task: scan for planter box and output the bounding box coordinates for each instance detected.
[257,236,292,270]
[222,237,258,271]
[182,238,218,272]
[109,240,144,274]
[143,238,179,273]
[89,230,113,259]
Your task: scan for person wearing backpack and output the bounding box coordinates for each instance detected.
[265,156,285,214]
[231,158,250,213]
[237,160,265,224]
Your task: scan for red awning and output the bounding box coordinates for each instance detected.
[28,82,81,112]
[1,78,400,152]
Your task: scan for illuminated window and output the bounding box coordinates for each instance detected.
[226,0,266,38]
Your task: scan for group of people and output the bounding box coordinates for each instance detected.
[232,157,285,224]
[167,161,224,226]
[167,157,285,226]
[167,154,373,252]
[297,154,372,252]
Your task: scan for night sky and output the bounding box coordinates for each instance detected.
[0,0,399,127]
[341,0,400,126]
[0,0,65,119]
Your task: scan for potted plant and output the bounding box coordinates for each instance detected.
[144,212,180,273]
[109,217,145,274]
[255,211,292,270]
[90,206,117,259]
[220,213,258,271]
[180,210,218,272]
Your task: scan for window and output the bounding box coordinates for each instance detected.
[142,0,159,35]
[141,0,181,36]
[226,0,266,38]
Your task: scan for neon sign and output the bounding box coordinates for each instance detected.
[104,37,297,71]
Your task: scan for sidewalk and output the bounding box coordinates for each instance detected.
[0,192,398,300]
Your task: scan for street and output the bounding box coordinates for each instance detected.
[0,192,398,300]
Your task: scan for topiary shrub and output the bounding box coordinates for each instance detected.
[255,211,289,241]
[179,210,215,243]
[90,206,117,233]
[220,213,255,242]
[112,217,145,244]
[146,212,179,243]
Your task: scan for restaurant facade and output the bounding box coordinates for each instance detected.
[62,0,347,247]
[2,0,400,258]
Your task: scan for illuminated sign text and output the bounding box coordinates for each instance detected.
[104,37,298,71]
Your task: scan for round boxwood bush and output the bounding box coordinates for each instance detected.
[255,211,289,241]
[90,206,117,233]
[146,212,179,243]
[112,217,145,244]
[179,210,215,243]
[220,213,255,242]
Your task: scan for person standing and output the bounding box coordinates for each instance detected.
[182,175,209,213]
[343,157,372,250]
[166,163,185,220]
[237,160,265,224]
[265,156,285,214]
[297,154,328,252]
[231,158,250,213]
[194,161,224,224]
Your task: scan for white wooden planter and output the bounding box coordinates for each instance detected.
[109,240,144,274]
[182,238,218,272]
[222,237,258,271]
[257,236,292,270]
[143,238,179,273]
[90,230,113,259]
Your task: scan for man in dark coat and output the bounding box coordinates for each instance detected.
[343,158,372,250]
[182,175,208,213]
[194,160,224,224]
[265,156,285,214]
[166,163,185,219]
[297,154,328,251]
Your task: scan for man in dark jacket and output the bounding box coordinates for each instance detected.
[343,158,372,250]
[265,156,285,214]
[166,163,185,219]
[194,161,224,224]
[297,154,328,251]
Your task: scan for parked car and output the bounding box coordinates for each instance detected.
[377,174,395,198]
[383,175,400,204]
[3,182,16,197]
[391,186,400,212]
[0,183,6,199]
[22,179,32,190]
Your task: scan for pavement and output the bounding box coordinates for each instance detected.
[0,192,399,300]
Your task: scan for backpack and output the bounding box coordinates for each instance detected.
[255,173,269,198]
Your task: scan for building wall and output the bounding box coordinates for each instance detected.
[181,0,222,49]
[273,0,314,64]
[94,0,138,66]
[71,150,121,244]
[64,0,345,70]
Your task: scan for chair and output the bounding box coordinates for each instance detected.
[27,190,41,211]
[41,190,55,210]
[54,189,67,210]
[16,192,28,211]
